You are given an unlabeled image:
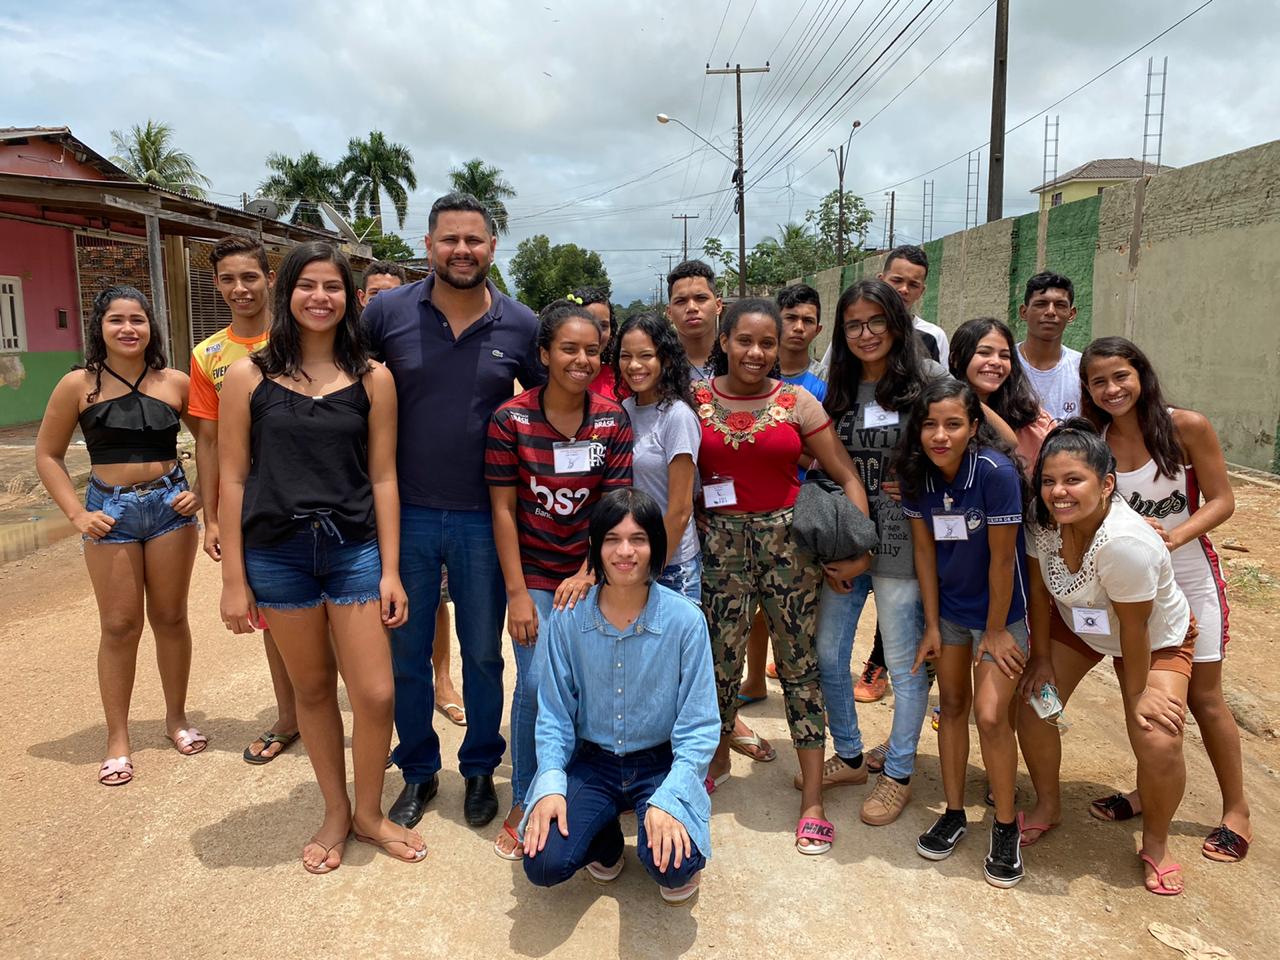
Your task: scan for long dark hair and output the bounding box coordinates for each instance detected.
[707,297,783,378]
[612,311,692,408]
[78,285,167,402]
[949,317,1042,430]
[1029,417,1117,527]
[825,278,927,418]
[894,378,1028,513]
[1079,337,1182,480]
[255,242,370,381]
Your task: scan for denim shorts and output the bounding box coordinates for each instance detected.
[245,524,382,610]
[84,464,196,544]
[940,617,1030,662]
[657,555,702,604]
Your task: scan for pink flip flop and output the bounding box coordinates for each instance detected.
[795,817,835,855]
[98,756,133,786]
[1139,851,1184,896]
[168,727,208,756]
[1017,810,1057,847]
[704,772,729,794]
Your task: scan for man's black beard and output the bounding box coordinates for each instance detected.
[436,260,489,291]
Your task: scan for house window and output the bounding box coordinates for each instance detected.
[1051,192,1063,207]
[0,276,27,353]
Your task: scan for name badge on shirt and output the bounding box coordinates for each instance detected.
[1071,606,1111,635]
[552,440,593,475]
[703,475,737,509]
[932,514,969,541]
[863,402,899,428]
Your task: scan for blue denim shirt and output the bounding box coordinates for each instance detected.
[522,583,719,858]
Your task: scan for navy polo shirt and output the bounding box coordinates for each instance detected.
[362,275,545,511]
[902,446,1028,630]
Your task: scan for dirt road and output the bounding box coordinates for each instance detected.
[2,481,1277,960]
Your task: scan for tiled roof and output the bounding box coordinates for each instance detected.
[1031,158,1177,193]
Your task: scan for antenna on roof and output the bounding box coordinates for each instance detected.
[1141,56,1168,177]
[244,197,279,220]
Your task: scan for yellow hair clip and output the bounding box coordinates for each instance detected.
[566,293,584,305]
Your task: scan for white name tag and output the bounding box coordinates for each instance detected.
[1071,606,1111,635]
[863,402,899,428]
[932,514,969,541]
[703,476,737,509]
[552,440,592,475]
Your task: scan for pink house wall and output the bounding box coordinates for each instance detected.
[0,139,109,180]
[0,218,81,352]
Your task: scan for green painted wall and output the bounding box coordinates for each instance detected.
[1007,211,1039,337]
[1045,195,1099,349]
[0,351,82,426]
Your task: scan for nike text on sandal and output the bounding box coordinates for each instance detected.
[795,817,835,855]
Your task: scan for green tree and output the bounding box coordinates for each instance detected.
[259,151,349,228]
[805,189,873,267]
[509,235,610,311]
[109,119,211,198]
[744,221,824,287]
[352,216,415,261]
[701,237,739,293]
[613,298,651,325]
[488,264,510,295]
[447,158,517,235]
[340,131,418,230]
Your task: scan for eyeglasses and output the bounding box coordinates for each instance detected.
[843,317,889,339]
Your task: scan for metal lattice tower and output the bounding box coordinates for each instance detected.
[922,180,935,242]
[965,152,981,230]
[1042,115,1060,198]
[1142,56,1168,176]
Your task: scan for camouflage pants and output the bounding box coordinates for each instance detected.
[701,507,825,749]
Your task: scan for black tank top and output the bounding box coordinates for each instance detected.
[242,376,376,548]
[78,366,181,465]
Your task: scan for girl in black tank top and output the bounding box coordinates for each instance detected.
[217,242,423,874]
[35,285,205,787]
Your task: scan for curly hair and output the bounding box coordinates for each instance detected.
[893,378,1027,515]
[254,242,371,381]
[948,317,1042,430]
[611,311,692,408]
[1079,336,1182,480]
[77,285,167,402]
[706,297,783,379]
[825,278,928,419]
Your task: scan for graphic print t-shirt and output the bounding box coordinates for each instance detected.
[188,326,269,420]
[485,387,633,591]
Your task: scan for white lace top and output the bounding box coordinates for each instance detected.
[1026,498,1190,657]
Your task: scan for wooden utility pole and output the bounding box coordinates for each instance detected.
[986,0,1009,222]
[707,63,769,297]
[887,191,896,249]
[671,213,700,260]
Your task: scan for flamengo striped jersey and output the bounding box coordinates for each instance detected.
[485,386,633,591]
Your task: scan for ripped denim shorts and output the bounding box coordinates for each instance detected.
[244,519,381,610]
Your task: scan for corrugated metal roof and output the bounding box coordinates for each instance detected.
[1031,157,1177,193]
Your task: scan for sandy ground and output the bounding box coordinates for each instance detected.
[1,481,1278,960]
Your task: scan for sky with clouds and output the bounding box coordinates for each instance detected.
[1,0,1274,302]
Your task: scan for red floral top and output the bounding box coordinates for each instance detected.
[693,377,831,513]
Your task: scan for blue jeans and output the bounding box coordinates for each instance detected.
[511,588,556,808]
[523,741,705,889]
[391,505,506,783]
[814,574,927,780]
[657,556,702,603]
[83,465,195,544]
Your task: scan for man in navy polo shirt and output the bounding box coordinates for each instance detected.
[363,192,545,830]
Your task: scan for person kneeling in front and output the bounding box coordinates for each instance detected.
[521,489,719,905]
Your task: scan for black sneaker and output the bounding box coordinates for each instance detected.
[984,821,1025,888]
[916,810,967,861]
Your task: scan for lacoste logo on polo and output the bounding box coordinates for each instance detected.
[492,349,505,359]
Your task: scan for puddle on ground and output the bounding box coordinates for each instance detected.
[0,508,77,563]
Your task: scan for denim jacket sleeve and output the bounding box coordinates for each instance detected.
[644,610,719,857]
[520,614,578,823]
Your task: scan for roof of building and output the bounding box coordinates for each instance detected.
[1030,157,1178,193]
[0,126,132,180]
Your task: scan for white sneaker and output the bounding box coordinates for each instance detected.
[660,872,701,906]
[586,857,625,884]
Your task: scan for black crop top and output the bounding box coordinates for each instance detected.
[78,367,181,465]
[241,376,376,548]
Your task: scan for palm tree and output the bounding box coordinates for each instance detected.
[447,158,517,234]
[109,120,211,198]
[339,131,417,231]
[259,151,349,228]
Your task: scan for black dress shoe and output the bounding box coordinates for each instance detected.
[388,775,438,828]
[464,774,499,827]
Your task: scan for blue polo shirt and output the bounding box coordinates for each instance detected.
[362,275,545,511]
[902,446,1028,630]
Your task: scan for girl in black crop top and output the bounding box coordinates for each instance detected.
[35,285,206,788]
[218,242,422,874]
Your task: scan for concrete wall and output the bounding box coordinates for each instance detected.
[789,138,1280,471]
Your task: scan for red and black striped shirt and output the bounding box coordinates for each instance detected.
[485,386,633,591]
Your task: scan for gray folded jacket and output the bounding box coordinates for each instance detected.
[791,477,878,562]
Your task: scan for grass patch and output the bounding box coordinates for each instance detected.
[1227,564,1277,603]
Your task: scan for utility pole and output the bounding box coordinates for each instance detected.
[986,0,1009,222]
[671,213,700,260]
[887,191,896,249]
[663,253,679,275]
[827,120,861,267]
[707,62,769,297]
[656,273,667,305]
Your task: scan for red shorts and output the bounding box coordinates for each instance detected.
[1048,605,1195,679]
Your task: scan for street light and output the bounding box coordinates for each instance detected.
[658,111,748,296]
[827,120,861,267]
